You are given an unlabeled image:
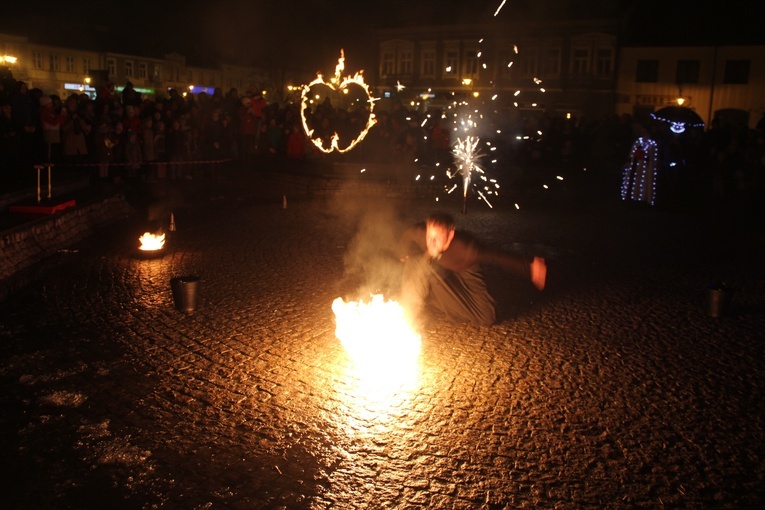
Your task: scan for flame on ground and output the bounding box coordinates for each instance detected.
[138,232,165,251]
[332,294,422,402]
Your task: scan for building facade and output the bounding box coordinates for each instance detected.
[377,20,765,130]
[616,45,765,129]
[376,19,619,122]
[0,32,267,101]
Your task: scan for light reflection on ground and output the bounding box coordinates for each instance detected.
[331,295,423,428]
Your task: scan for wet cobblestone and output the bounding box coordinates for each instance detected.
[1,171,763,509]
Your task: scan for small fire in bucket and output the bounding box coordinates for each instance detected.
[138,231,166,252]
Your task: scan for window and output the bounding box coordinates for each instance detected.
[571,48,590,75]
[723,60,750,84]
[444,50,459,76]
[499,50,515,79]
[138,62,148,79]
[107,58,116,77]
[49,54,59,72]
[381,51,395,77]
[675,60,700,84]
[421,49,436,78]
[398,50,413,75]
[33,51,43,70]
[542,48,560,78]
[636,60,659,83]
[188,70,194,82]
[125,61,133,78]
[153,65,162,81]
[464,50,479,78]
[66,55,75,73]
[83,58,92,74]
[398,50,412,74]
[520,50,538,77]
[595,48,613,77]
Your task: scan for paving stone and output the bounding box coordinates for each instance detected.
[0,168,763,508]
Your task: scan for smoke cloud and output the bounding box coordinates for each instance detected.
[331,191,408,301]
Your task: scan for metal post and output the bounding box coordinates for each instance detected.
[47,165,52,199]
[35,165,42,203]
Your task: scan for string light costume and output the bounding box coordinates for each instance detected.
[621,136,659,205]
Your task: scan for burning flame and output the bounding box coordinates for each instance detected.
[332,295,421,399]
[138,232,165,251]
[300,50,378,153]
[332,294,421,366]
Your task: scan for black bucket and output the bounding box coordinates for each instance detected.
[707,283,733,317]
[171,276,201,313]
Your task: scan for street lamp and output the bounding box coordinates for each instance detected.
[676,84,686,106]
[0,55,17,65]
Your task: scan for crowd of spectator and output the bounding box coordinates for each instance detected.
[1,69,764,210]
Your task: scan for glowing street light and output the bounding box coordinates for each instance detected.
[0,55,17,65]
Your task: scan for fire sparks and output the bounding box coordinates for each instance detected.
[450,135,498,210]
[300,50,378,153]
[138,232,165,251]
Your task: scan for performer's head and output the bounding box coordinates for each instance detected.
[426,213,455,258]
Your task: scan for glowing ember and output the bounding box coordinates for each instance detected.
[138,232,165,251]
[300,50,378,153]
[332,295,421,366]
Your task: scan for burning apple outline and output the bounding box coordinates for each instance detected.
[300,50,378,154]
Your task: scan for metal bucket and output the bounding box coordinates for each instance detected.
[171,276,201,313]
[707,283,733,317]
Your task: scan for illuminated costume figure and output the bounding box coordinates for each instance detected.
[397,213,546,327]
[621,135,659,205]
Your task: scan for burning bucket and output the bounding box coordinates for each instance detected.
[171,276,201,313]
[136,231,166,259]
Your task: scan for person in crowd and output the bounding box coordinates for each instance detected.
[249,92,266,152]
[92,120,113,182]
[140,116,155,181]
[121,81,141,108]
[122,105,141,135]
[124,129,142,180]
[165,118,185,180]
[239,97,258,163]
[396,213,547,327]
[203,109,224,180]
[9,81,38,166]
[109,122,126,184]
[153,120,167,179]
[0,100,18,189]
[264,116,283,156]
[286,123,307,161]
[61,95,90,172]
[38,95,66,163]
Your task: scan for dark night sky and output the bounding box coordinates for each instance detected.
[2,0,763,73]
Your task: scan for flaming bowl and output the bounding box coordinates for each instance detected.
[134,232,166,259]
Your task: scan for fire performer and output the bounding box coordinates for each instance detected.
[397,213,546,327]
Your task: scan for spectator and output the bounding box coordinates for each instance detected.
[121,81,141,108]
[203,109,224,180]
[39,95,66,163]
[61,95,90,173]
[140,117,156,181]
[286,123,307,162]
[0,100,18,189]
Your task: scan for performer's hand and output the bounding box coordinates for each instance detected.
[531,257,547,290]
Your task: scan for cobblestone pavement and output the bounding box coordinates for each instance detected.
[1,168,763,509]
